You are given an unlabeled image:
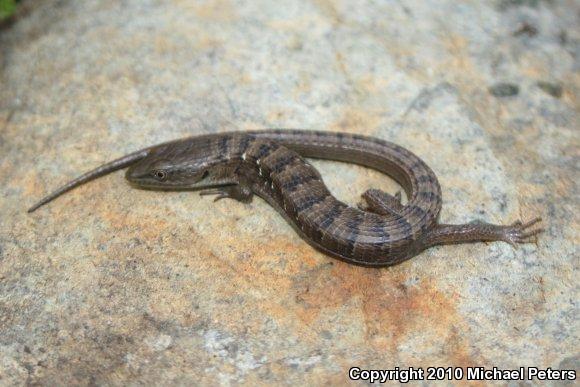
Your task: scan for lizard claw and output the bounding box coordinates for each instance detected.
[199,188,232,202]
[501,217,543,246]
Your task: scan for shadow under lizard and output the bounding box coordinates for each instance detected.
[28,130,543,267]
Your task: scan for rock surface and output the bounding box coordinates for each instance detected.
[0,0,578,385]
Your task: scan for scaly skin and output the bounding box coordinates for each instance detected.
[29,130,543,267]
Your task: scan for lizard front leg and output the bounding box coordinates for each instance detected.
[199,182,254,203]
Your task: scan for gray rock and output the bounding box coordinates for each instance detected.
[0,0,578,385]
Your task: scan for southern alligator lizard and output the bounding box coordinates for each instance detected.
[28,130,542,267]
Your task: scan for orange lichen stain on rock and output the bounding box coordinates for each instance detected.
[441,34,473,72]
[266,109,289,123]
[147,288,201,323]
[520,52,548,78]
[561,75,577,106]
[183,0,237,22]
[98,203,174,241]
[331,107,382,136]
[521,65,543,78]
[246,235,320,272]
[439,34,487,96]
[333,50,349,77]
[292,262,476,362]
[184,228,342,337]
[400,130,444,153]
[153,35,179,56]
[180,238,314,335]
[21,168,43,199]
[553,173,575,199]
[311,0,342,25]
[196,35,224,51]
[292,71,313,96]
[206,231,321,294]
[355,74,391,95]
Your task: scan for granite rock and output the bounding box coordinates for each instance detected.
[0,0,578,385]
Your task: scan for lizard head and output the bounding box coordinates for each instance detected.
[125,137,236,190]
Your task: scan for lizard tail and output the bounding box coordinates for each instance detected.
[28,149,149,213]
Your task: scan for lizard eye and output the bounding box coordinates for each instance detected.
[152,170,167,181]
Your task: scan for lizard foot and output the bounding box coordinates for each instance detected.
[199,184,253,203]
[500,217,544,247]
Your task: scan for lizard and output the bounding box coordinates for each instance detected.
[28,130,543,267]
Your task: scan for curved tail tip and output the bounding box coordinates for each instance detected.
[27,200,46,213]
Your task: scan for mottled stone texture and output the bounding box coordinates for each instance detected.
[0,0,578,385]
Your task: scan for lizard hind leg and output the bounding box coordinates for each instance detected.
[421,217,544,248]
[358,188,405,217]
